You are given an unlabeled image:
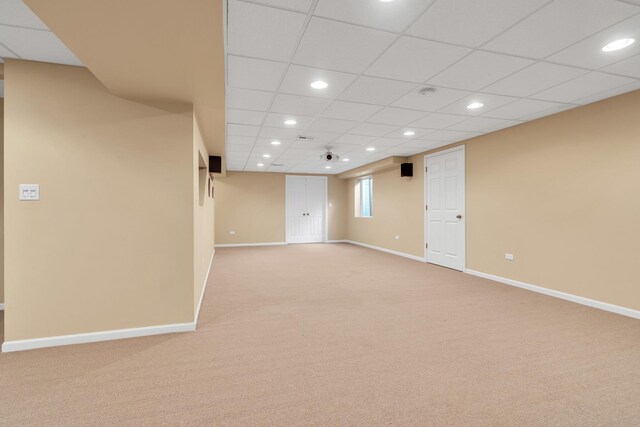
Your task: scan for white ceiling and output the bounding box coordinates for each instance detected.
[225,0,640,174]
[0,0,82,86]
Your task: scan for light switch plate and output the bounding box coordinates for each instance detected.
[19,184,40,201]
[505,253,514,261]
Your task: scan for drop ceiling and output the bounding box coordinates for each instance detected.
[0,0,81,72]
[225,0,640,174]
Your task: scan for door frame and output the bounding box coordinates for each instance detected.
[423,145,466,271]
[285,175,328,244]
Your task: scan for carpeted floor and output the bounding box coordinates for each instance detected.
[0,243,639,426]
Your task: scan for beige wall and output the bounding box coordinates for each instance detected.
[346,89,640,312]
[193,115,215,310]
[215,172,347,244]
[0,98,4,306]
[4,60,197,341]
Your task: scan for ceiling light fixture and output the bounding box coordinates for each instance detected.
[263,154,271,158]
[379,0,396,2]
[366,147,376,151]
[310,80,328,89]
[257,163,264,167]
[325,166,332,169]
[467,102,484,110]
[342,158,350,162]
[284,119,297,125]
[403,130,416,136]
[602,38,635,52]
[270,140,281,146]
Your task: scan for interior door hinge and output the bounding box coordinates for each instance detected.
[425,204,428,211]
[426,243,428,249]
[425,166,428,173]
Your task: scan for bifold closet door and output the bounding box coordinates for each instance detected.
[286,176,326,244]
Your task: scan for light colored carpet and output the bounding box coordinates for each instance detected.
[0,243,639,426]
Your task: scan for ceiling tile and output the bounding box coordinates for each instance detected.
[0,26,81,65]
[321,101,382,122]
[391,86,470,111]
[227,135,258,146]
[227,124,261,137]
[407,0,551,47]
[271,93,331,116]
[263,112,314,129]
[0,43,16,59]
[370,137,406,147]
[366,107,427,126]
[270,93,332,116]
[338,76,416,105]
[448,116,514,132]
[438,92,518,116]
[226,87,274,111]
[483,62,588,97]
[366,36,471,83]
[226,109,266,126]
[314,0,433,33]
[349,122,399,137]
[427,129,481,142]
[546,13,640,69]
[483,0,639,59]
[294,129,342,143]
[384,128,434,139]
[481,120,523,133]
[279,64,357,98]
[228,0,306,61]
[428,51,533,91]
[407,112,468,129]
[307,117,359,133]
[531,71,636,103]
[258,126,304,139]
[485,99,572,120]
[334,134,377,145]
[0,0,48,29]
[402,139,442,150]
[227,56,287,91]
[292,17,396,73]
[604,53,640,78]
[571,79,640,105]
[245,0,314,13]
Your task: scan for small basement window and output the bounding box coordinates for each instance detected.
[355,176,373,218]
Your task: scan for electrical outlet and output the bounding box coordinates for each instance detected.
[19,184,40,201]
[229,230,236,235]
[394,235,400,240]
[505,253,514,261]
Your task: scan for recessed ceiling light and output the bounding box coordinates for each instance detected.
[342,158,350,162]
[366,147,376,151]
[257,163,264,167]
[403,130,416,136]
[310,80,328,89]
[379,0,395,2]
[325,165,332,169]
[263,154,271,158]
[270,140,281,146]
[467,102,484,110]
[602,38,635,52]
[284,119,297,125]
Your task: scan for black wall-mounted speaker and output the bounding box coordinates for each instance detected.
[401,162,413,177]
[209,156,222,174]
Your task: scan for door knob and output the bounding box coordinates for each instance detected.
[456,214,462,219]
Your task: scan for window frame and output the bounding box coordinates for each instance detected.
[357,175,373,218]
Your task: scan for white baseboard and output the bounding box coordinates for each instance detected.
[466,269,640,320]
[1,321,196,353]
[215,242,286,248]
[194,249,215,326]
[346,240,426,263]
[0,303,4,311]
[326,240,349,243]
[3,249,218,353]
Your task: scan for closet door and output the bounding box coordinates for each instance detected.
[286,176,326,244]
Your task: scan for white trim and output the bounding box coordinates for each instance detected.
[194,249,215,326]
[215,242,286,248]
[326,240,349,243]
[424,145,466,271]
[2,322,196,353]
[466,269,640,320]
[346,240,426,263]
[285,175,328,244]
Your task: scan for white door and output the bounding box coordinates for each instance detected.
[286,176,326,244]
[425,147,465,271]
